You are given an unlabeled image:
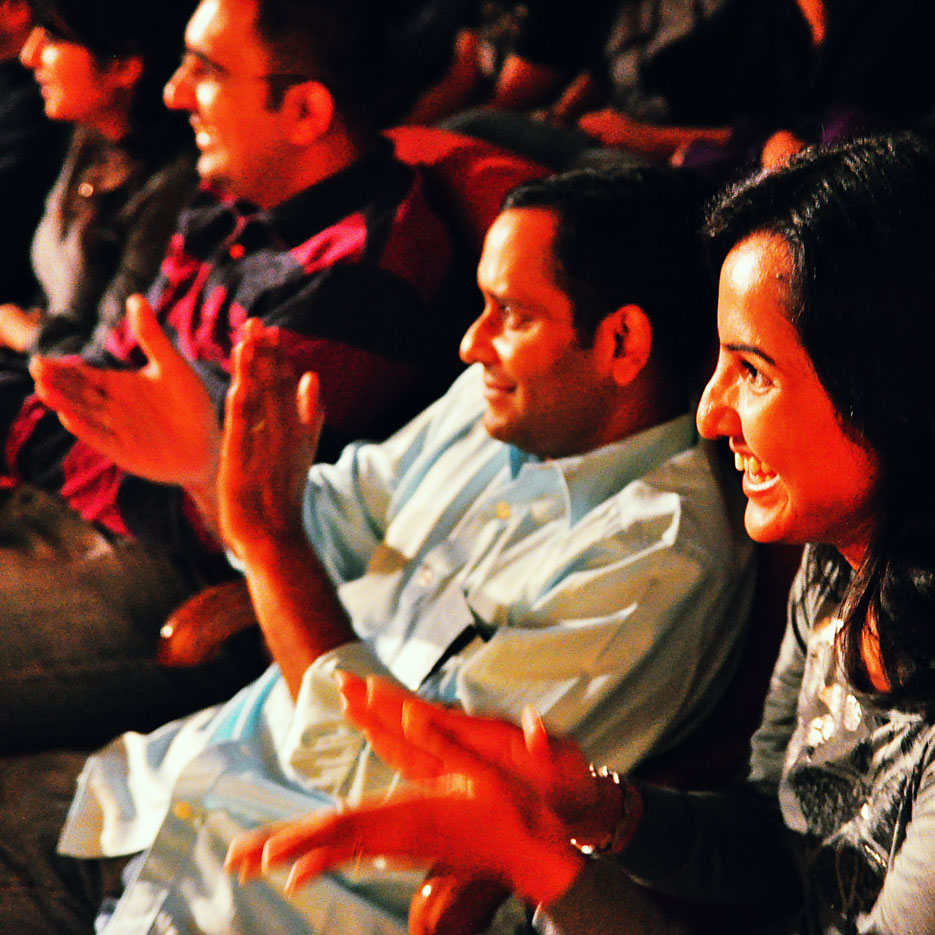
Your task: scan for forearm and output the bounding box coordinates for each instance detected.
[542,858,690,935]
[632,124,733,160]
[616,782,803,915]
[591,118,732,159]
[240,531,357,699]
[548,73,603,124]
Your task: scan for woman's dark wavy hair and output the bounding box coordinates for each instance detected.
[706,134,935,707]
[27,0,194,152]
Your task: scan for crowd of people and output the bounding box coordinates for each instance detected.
[1,1,934,934]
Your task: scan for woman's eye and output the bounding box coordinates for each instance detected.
[741,360,770,389]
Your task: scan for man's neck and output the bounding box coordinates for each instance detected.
[256,133,373,210]
[598,372,687,453]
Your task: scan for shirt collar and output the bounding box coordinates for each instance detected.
[260,137,409,248]
[508,413,697,525]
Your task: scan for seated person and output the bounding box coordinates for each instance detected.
[0,0,198,358]
[446,0,935,182]
[3,166,754,933]
[441,0,733,170]
[0,0,68,308]
[231,134,935,935]
[0,0,470,753]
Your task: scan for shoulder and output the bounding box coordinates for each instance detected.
[613,438,749,568]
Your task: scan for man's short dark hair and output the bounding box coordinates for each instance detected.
[252,0,389,133]
[502,167,715,387]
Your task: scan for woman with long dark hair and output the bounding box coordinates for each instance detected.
[228,134,935,934]
[0,0,196,356]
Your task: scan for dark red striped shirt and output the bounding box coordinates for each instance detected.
[4,140,471,574]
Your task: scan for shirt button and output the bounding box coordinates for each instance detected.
[173,801,194,822]
[229,242,246,260]
[530,501,555,524]
[417,566,434,587]
[495,501,511,520]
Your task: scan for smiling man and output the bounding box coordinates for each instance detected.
[0,0,472,752]
[26,167,757,935]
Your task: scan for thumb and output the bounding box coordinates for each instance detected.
[521,706,552,763]
[297,370,326,448]
[127,294,180,373]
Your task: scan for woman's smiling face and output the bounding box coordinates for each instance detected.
[697,231,880,566]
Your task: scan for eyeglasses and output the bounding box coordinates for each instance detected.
[177,49,310,87]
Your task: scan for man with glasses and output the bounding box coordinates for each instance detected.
[0,0,470,752]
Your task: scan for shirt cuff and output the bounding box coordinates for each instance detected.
[279,640,401,798]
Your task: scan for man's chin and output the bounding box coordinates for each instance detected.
[481,411,515,444]
[195,157,229,191]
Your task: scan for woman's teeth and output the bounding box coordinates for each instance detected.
[734,452,777,482]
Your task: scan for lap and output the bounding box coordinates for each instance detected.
[0,485,267,752]
[0,749,125,935]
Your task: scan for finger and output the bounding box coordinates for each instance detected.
[126,295,181,375]
[232,326,295,448]
[521,706,551,761]
[285,847,346,893]
[403,698,530,769]
[54,405,115,448]
[225,827,277,880]
[222,339,266,468]
[336,676,446,779]
[401,702,529,788]
[262,794,463,873]
[297,371,325,445]
[335,672,410,734]
[30,356,110,415]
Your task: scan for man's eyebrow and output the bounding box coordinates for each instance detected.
[184,46,228,73]
[723,342,777,367]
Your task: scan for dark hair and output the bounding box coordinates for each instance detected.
[252,0,396,134]
[502,167,716,391]
[27,0,195,147]
[706,133,935,706]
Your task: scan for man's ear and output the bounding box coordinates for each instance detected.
[282,80,335,144]
[597,304,653,387]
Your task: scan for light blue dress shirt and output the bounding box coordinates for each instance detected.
[60,365,754,935]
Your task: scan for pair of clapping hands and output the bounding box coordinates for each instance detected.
[226,672,620,921]
[30,294,323,563]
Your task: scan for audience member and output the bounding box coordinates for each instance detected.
[0,0,469,753]
[0,0,67,306]
[440,0,935,185]
[232,134,935,935]
[0,0,198,357]
[441,0,731,170]
[2,166,754,933]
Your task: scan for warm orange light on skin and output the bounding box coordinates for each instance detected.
[697,232,879,568]
[461,207,645,459]
[19,26,139,139]
[163,0,307,208]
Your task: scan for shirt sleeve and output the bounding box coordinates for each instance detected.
[444,485,752,770]
[302,369,480,587]
[860,754,935,934]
